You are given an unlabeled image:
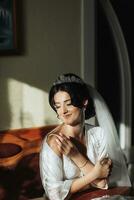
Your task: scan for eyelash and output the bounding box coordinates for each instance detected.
[55,106,60,110]
[67,103,72,106]
[55,103,72,110]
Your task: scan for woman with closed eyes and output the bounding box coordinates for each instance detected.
[40,73,131,200]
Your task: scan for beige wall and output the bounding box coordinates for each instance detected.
[0,0,81,130]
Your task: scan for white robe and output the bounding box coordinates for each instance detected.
[40,124,109,200]
[39,85,131,200]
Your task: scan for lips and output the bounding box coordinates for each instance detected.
[63,114,72,118]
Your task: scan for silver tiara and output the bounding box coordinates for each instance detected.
[53,74,84,86]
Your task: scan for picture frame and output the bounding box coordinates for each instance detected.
[0,0,17,54]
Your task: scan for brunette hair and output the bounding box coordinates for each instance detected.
[49,73,95,119]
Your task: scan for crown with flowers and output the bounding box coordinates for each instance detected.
[53,74,84,86]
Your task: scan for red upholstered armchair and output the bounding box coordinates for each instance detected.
[0,125,57,200]
[0,125,133,200]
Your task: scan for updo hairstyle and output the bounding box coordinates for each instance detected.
[49,73,95,120]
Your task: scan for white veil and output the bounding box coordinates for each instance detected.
[88,85,131,187]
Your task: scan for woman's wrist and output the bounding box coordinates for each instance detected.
[70,152,87,167]
[84,171,98,185]
[78,159,88,169]
[91,179,108,190]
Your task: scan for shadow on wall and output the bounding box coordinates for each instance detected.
[0,77,59,131]
[0,78,11,131]
[0,0,81,130]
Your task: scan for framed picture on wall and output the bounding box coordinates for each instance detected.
[0,0,17,54]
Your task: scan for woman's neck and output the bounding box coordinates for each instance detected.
[61,123,85,140]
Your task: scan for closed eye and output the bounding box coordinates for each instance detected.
[66,103,72,106]
[54,105,60,110]
[54,99,72,110]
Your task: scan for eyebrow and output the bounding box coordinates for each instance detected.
[55,99,71,105]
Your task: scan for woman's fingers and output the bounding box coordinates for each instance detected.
[95,159,112,178]
[55,135,72,155]
[55,138,65,153]
[108,158,112,166]
[100,157,112,166]
[55,133,79,157]
[56,134,73,148]
[103,162,112,177]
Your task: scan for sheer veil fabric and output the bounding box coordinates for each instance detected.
[39,80,131,200]
[88,85,131,187]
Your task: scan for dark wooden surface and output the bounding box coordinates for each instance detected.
[72,187,132,200]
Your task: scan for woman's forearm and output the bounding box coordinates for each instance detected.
[70,152,108,189]
[70,171,97,193]
[70,152,94,174]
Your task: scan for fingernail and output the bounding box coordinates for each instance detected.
[55,139,59,143]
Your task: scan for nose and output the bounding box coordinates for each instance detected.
[61,105,68,115]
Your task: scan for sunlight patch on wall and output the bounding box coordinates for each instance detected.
[119,123,131,149]
[7,78,58,129]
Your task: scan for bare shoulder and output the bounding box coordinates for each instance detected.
[46,125,62,157]
[47,134,62,157]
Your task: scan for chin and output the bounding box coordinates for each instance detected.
[62,115,82,126]
[64,119,81,126]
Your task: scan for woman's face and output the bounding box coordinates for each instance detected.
[54,91,84,126]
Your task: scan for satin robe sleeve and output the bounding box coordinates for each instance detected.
[40,141,73,200]
[88,126,108,163]
[95,127,108,160]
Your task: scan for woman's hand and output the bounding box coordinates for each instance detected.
[91,178,108,189]
[55,133,79,158]
[93,158,112,179]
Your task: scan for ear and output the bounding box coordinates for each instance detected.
[83,99,88,108]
